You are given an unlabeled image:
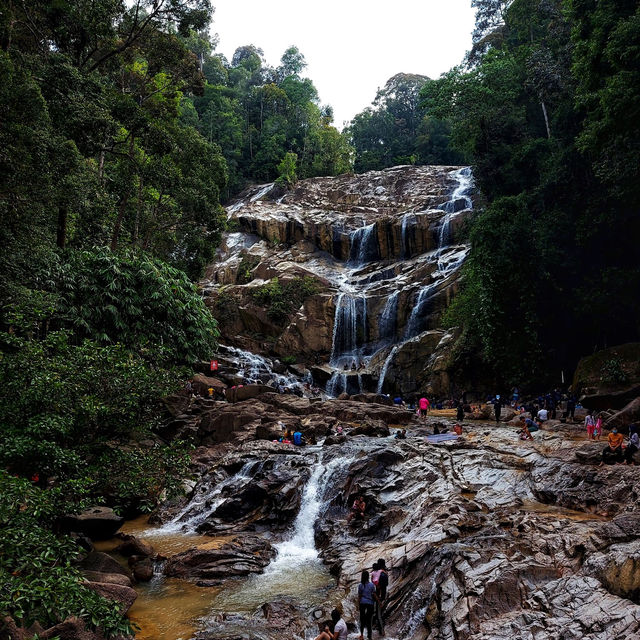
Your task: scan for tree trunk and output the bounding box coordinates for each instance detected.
[540,99,551,139]
[56,207,68,249]
[110,195,129,251]
[110,135,135,251]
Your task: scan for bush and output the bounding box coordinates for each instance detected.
[14,247,220,365]
[251,276,321,324]
[0,472,133,637]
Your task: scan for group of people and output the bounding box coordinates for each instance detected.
[314,560,389,640]
[343,360,366,372]
[276,421,306,446]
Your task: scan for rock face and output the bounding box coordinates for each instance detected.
[150,410,640,640]
[62,507,124,539]
[201,165,474,395]
[164,536,275,586]
[573,342,640,409]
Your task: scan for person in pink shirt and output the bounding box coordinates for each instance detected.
[418,396,430,419]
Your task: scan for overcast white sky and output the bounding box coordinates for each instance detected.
[211,0,476,129]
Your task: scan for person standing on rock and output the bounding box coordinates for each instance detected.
[494,395,502,423]
[584,412,595,439]
[330,608,348,640]
[419,396,429,419]
[374,558,389,634]
[456,400,464,422]
[594,414,603,440]
[357,570,380,640]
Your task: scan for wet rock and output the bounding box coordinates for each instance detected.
[324,434,347,446]
[84,582,137,613]
[164,536,275,585]
[80,571,132,587]
[114,533,154,558]
[130,557,154,582]
[79,551,132,581]
[350,418,390,437]
[61,507,124,540]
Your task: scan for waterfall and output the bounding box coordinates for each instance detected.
[330,293,368,366]
[207,452,352,615]
[249,183,275,202]
[149,462,256,535]
[401,213,415,259]
[436,167,474,272]
[404,282,439,339]
[379,291,399,341]
[348,223,379,265]
[377,345,400,393]
[221,345,301,388]
[326,372,347,397]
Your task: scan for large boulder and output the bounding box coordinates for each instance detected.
[114,534,154,558]
[84,582,137,613]
[164,536,275,586]
[605,397,640,429]
[61,507,123,540]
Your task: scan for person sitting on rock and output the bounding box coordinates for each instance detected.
[343,363,349,371]
[519,415,539,440]
[394,429,407,439]
[624,424,639,465]
[348,495,366,522]
[330,608,348,640]
[537,407,548,422]
[313,620,334,640]
[600,427,624,465]
[453,423,463,436]
[351,361,357,371]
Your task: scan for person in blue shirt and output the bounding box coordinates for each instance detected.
[293,431,303,446]
[357,570,381,640]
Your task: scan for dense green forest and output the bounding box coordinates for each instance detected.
[426,0,640,386]
[0,0,353,635]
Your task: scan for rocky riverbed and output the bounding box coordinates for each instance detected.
[115,393,640,640]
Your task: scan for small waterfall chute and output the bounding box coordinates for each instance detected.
[348,223,379,266]
[379,291,399,341]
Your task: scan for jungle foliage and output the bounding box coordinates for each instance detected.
[433,0,640,385]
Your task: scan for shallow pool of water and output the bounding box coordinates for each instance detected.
[128,577,221,640]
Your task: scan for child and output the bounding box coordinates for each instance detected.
[594,414,603,441]
[584,412,595,439]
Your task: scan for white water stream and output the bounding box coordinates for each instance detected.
[205,451,349,615]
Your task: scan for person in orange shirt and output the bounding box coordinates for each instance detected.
[600,427,624,465]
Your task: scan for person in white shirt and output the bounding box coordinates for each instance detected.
[330,608,348,640]
[537,408,548,422]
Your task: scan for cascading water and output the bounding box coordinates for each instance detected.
[329,293,368,366]
[348,223,379,265]
[376,167,474,392]
[404,282,439,339]
[401,213,416,259]
[379,291,399,341]
[148,462,257,535]
[377,344,400,394]
[206,451,350,615]
[220,345,302,388]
